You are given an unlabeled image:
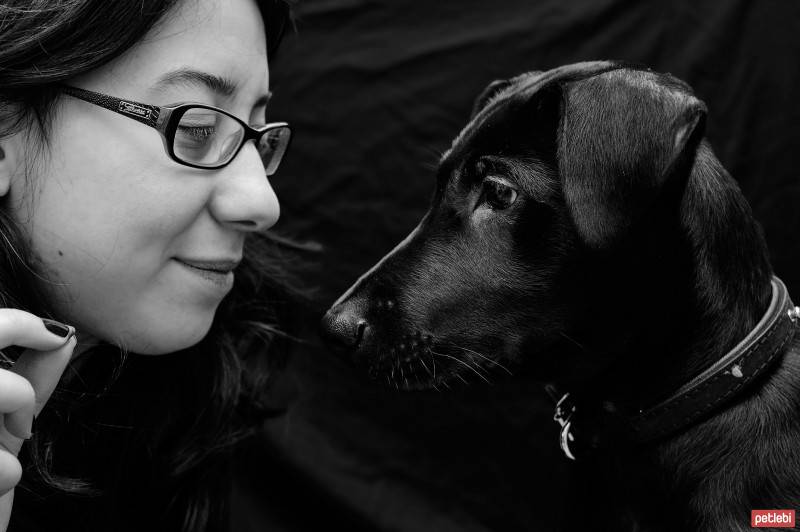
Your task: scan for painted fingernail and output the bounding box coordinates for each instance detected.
[42,318,72,338]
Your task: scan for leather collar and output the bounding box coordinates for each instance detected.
[549,275,799,460]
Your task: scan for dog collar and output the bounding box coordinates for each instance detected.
[550,275,799,460]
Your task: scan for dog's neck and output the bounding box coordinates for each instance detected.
[575,142,774,415]
[559,143,796,529]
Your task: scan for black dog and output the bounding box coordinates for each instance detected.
[321,61,800,531]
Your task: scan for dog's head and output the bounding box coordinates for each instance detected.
[321,61,743,391]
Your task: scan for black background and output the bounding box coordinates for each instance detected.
[235,1,800,530]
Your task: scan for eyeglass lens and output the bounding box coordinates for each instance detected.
[258,127,291,175]
[173,107,290,173]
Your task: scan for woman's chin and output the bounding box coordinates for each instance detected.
[104,310,216,355]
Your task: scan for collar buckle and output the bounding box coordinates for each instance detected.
[553,393,577,460]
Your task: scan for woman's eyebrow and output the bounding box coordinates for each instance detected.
[154,68,237,96]
[153,68,271,107]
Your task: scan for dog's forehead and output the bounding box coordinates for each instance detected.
[439,60,694,170]
[440,61,618,165]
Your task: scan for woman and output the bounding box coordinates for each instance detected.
[0,0,298,530]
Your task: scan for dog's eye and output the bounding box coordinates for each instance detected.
[480,177,518,210]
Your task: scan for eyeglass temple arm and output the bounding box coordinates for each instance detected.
[59,86,162,129]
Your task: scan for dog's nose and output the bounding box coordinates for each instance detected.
[320,303,369,353]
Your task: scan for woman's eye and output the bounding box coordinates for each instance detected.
[177,125,216,142]
[480,177,518,210]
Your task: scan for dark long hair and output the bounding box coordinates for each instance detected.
[0,1,301,531]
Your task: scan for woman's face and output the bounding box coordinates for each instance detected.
[4,0,279,354]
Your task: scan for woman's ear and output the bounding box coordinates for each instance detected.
[0,143,11,197]
[0,132,22,197]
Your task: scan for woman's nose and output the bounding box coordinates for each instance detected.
[208,141,280,232]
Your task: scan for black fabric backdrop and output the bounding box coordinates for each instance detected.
[233,1,800,530]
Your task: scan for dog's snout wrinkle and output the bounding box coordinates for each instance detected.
[331,218,427,308]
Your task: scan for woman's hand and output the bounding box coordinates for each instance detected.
[0,310,76,531]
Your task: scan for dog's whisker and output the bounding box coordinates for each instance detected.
[559,331,586,351]
[448,349,493,381]
[448,343,513,375]
[435,343,494,378]
[430,349,492,384]
[418,357,440,392]
[418,357,433,378]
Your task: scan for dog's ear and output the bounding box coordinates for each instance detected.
[557,69,707,248]
[471,71,545,118]
[471,79,513,118]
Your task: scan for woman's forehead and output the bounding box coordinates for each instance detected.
[83,0,269,100]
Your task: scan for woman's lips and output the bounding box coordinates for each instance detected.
[174,258,238,290]
[176,258,241,273]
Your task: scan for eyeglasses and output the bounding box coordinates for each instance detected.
[59,86,292,175]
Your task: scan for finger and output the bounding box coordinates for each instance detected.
[0,488,13,530]
[0,371,35,415]
[9,335,77,425]
[0,371,35,440]
[0,447,21,495]
[0,310,75,352]
[0,334,76,439]
[3,336,77,438]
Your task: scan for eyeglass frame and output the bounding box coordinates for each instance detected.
[58,85,292,175]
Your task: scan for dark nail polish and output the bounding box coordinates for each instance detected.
[42,318,72,338]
